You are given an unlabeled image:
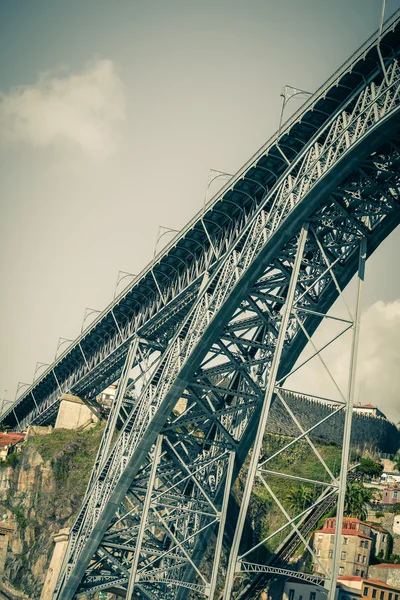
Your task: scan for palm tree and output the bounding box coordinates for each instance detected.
[285,485,314,514]
[344,483,373,520]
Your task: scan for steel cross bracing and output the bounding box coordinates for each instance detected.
[52,26,400,599]
[2,12,400,432]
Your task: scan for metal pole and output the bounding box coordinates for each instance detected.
[0,390,6,415]
[209,451,235,599]
[126,434,163,598]
[78,342,90,370]
[222,223,309,599]
[31,390,39,410]
[328,238,366,599]
[13,409,21,430]
[52,369,63,395]
[377,0,390,86]
[97,338,139,476]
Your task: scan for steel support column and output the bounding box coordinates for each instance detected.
[209,451,236,599]
[127,434,163,598]
[222,223,309,599]
[327,238,366,600]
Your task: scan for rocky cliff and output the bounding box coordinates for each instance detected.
[0,425,104,599]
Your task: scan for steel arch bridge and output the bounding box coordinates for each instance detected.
[4,10,400,600]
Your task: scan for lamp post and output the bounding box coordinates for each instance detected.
[278,85,312,135]
[0,390,7,415]
[33,362,49,381]
[80,308,101,333]
[15,382,31,401]
[113,271,136,300]
[55,338,72,360]
[203,169,232,212]
[153,226,179,259]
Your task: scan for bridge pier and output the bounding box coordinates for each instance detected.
[40,529,70,600]
[54,395,98,431]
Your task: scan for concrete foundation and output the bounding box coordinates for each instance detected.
[54,395,98,430]
[40,528,70,600]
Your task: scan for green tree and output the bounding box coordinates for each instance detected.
[285,485,314,514]
[357,457,384,479]
[344,483,373,520]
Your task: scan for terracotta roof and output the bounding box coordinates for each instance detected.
[366,523,388,533]
[353,403,376,409]
[0,432,25,448]
[338,576,363,582]
[365,580,400,590]
[371,563,400,569]
[316,528,372,540]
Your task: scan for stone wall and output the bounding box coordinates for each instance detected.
[267,392,400,454]
[368,565,400,587]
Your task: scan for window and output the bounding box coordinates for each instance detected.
[365,541,369,549]
[358,554,362,562]
[341,551,347,560]
[388,594,393,600]
[318,535,323,541]
[299,596,303,600]
[289,590,295,600]
[329,550,333,558]
[380,592,384,600]
[339,567,345,575]
[344,537,349,545]
[316,549,321,557]
[362,556,366,564]
[310,593,316,600]
[361,571,365,577]
[365,587,370,597]
[331,535,335,543]
[394,595,398,600]
[372,590,377,599]
[394,492,398,499]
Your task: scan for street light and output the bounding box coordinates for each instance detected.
[33,362,49,381]
[55,337,72,359]
[153,226,179,259]
[203,169,232,212]
[0,390,7,415]
[113,271,137,300]
[15,382,31,401]
[81,308,101,333]
[278,85,312,135]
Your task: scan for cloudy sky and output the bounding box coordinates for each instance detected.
[0,0,400,423]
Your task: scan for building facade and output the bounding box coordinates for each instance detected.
[368,565,400,589]
[313,518,372,578]
[0,432,25,461]
[362,579,400,600]
[353,404,387,419]
[381,487,400,506]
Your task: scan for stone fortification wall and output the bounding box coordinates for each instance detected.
[267,392,399,454]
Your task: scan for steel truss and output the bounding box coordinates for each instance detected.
[52,25,400,599]
[3,12,400,433]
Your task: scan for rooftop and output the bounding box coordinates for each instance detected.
[316,528,372,540]
[370,564,400,569]
[0,432,25,448]
[365,579,400,590]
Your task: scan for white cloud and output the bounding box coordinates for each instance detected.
[287,300,400,424]
[0,59,125,160]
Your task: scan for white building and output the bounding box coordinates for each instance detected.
[283,576,362,600]
[352,403,386,419]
